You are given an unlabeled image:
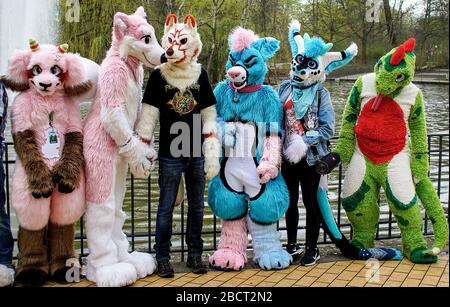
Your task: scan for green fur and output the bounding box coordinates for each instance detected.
[342,181,370,212]
[334,77,362,163]
[416,179,449,254]
[410,246,438,264]
[374,49,416,97]
[385,181,418,211]
[409,91,430,181]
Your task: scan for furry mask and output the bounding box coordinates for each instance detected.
[288,20,358,85]
[226,27,280,89]
[374,38,416,97]
[114,6,166,67]
[1,39,92,97]
[162,14,203,65]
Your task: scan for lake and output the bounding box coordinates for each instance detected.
[3,80,449,259]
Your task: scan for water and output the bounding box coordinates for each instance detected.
[0,0,59,75]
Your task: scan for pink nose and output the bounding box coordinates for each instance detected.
[228,69,241,79]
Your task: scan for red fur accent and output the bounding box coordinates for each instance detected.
[403,37,416,53]
[390,45,406,65]
[184,15,196,28]
[355,97,407,165]
[165,14,178,26]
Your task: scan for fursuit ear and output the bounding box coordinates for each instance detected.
[114,12,130,41]
[1,49,32,92]
[324,42,358,74]
[251,38,280,61]
[184,15,197,30]
[63,53,93,97]
[135,6,147,19]
[165,14,178,34]
[289,20,304,57]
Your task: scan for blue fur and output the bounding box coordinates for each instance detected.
[214,82,281,163]
[325,49,356,74]
[317,187,343,240]
[208,176,248,221]
[303,34,332,58]
[226,38,279,85]
[249,175,290,224]
[247,216,292,270]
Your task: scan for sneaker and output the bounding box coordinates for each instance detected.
[300,247,321,266]
[287,243,305,261]
[157,259,175,278]
[187,255,207,275]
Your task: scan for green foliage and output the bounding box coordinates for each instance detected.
[58,0,449,83]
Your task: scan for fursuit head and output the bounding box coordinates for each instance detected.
[288,20,358,86]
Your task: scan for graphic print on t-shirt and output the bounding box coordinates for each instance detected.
[167,87,199,115]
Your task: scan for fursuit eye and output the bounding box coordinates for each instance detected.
[378,63,383,72]
[142,36,151,44]
[180,38,188,45]
[308,60,318,70]
[396,74,406,82]
[295,55,304,63]
[50,65,62,76]
[31,65,42,76]
[168,37,173,43]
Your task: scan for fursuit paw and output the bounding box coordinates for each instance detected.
[409,246,438,264]
[29,161,54,199]
[15,268,48,288]
[255,249,292,271]
[120,136,157,179]
[94,263,138,287]
[256,161,278,184]
[52,164,78,194]
[0,265,15,287]
[284,134,309,164]
[122,252,157,279]
[204,156,220,180]
[209,249,247,272]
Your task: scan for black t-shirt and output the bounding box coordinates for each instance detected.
[142,68,217,159]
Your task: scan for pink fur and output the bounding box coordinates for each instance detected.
[257,136,281,184]
[229,28,258,53]
[8,45,88,230]
[5,50,32,85]
[209,218,248,271]
[83,11,146,204]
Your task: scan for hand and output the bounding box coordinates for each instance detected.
[52,163,79,194]
[119,136,157,179]
[257,160,279,184]
[203,136,221,180]
[27,161,54,198]
[219,122,237,148]
[303,135,320,146]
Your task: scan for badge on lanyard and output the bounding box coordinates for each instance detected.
[42,112,61,159]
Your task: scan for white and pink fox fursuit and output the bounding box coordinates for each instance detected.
[83,7,167,287]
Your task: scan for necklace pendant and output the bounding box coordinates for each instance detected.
[233,94,239,103]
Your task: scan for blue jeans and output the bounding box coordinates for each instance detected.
[0,155,13,267]
[155,157,205,261]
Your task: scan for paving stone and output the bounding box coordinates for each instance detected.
[401,279,421,287]
[295,276,318,287]
[336,270,358,281]
[329,279,349,287]
[346,277,367,287]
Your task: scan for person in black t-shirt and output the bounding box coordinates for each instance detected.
[136,14,220,278]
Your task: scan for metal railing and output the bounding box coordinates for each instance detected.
[3,133,449,262]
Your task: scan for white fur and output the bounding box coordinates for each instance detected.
[101,106,134,147]
[290,20,304,53]
[0,265,14,287]
[94,263,138,287]
[119,136,156,179]
[283,134,309,164]
[136,104,160,141]
[202,106,221,179]
[120,252,157,279]
[347,42,359,57]
[159,62,202,93]
[86,156,155,287]
[342,148,366,198]
[431,247,441,256]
